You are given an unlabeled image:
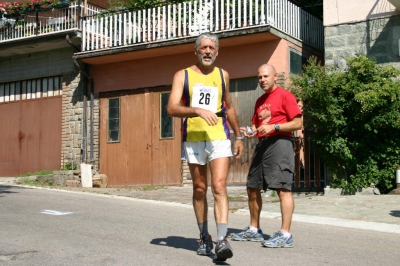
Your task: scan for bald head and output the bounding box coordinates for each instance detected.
[257,64,277,93]
[258,64,276,75]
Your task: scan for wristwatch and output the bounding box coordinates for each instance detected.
[274,124,280,132]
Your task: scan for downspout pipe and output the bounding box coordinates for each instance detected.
[80,65,88,164]
[73,59,94,164]
[89,70,94,161]
[66,34,94,164]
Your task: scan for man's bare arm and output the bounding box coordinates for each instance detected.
[257,115,303,135]
[223,70,244,158]
[167,70,219,126]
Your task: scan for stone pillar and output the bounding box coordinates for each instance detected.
[61,71,84,169]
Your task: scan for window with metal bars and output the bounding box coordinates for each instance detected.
[108,97,120,143]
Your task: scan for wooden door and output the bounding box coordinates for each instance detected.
[149,89,181,185]
[100,87,181,186]
[226,76,263,184]
[100,90,152,186]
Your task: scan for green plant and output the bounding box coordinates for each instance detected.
[16,176,50,186]
[34,169,55,175]
[229,207,239,213]
[228,195,244,201]
[123,0,190,10]
[63,162,77,170]
[0,0,70,18]
[112,185,167,191]
[270,190,277,197]
[38,26,54,33]
[290,55,400,193]
[16,169,55,177]
[141,185,167,191]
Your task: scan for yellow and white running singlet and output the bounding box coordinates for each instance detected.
[181,67,231,142]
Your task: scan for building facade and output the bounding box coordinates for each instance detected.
[74,0,324,186]
[324,0,400,69]
[1,0,324,188]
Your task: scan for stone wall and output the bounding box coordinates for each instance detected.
[325,15,400,69]
[62,71,83,168]
[62,73,100,172]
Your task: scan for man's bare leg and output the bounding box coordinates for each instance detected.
[277,188,294,233]
[209,157,233,261]
[247,187,262,229]
[189,163,214,256]
[231,187,264,242]
[189,163,208,225]
[262,189,294,248]
[209,157,229,228]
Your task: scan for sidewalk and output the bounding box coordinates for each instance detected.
[1,177,399,234]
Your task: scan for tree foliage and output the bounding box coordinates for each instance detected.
[290,55,400,193]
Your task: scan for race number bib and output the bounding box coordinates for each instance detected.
[191,85,218,112]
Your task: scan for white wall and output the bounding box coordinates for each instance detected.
[324,0,400,26]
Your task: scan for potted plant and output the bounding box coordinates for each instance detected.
[0,0,71,18]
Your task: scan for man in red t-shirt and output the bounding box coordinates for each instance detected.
[232,64,302,248]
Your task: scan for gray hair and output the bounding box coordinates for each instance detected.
[195,32,219,50]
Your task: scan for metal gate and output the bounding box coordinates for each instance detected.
[293,135,326,192]
[0,77,62,176]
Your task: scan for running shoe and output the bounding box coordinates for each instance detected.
[197,233,213,255]
[214,237,233,261]
[262,230,294,248]
[231,226,264,242]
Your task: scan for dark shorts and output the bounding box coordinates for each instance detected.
[247,136,294,191]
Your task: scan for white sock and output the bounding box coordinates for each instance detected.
[280,230,291,237]
[249,225,258,232]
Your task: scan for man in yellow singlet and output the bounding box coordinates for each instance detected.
[167,32,244,262]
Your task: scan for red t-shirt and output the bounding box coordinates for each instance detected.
[251,86,301,138]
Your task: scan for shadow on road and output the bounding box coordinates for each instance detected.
[150,236,198,252]
[0,185,20,197]
[389,210,400,218]
[150,236,237,265]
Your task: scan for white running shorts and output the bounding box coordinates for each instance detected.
[182,139,233,165]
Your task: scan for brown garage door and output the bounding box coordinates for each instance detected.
[0,78,62,176]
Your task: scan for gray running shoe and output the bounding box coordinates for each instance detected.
[262,230,294,248]
[231,226,264,242]
[214,237,233,261]
[197,233,213,255]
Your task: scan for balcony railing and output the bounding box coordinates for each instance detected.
[0,2,103,42]
[81,0,323,52]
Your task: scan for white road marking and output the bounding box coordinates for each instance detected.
[41,210,73,216]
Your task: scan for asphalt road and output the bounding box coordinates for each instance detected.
[1,185,399,266]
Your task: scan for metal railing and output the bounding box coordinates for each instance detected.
[293,136,327,192]
[81,0,323,52]
[0,2,103,42]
